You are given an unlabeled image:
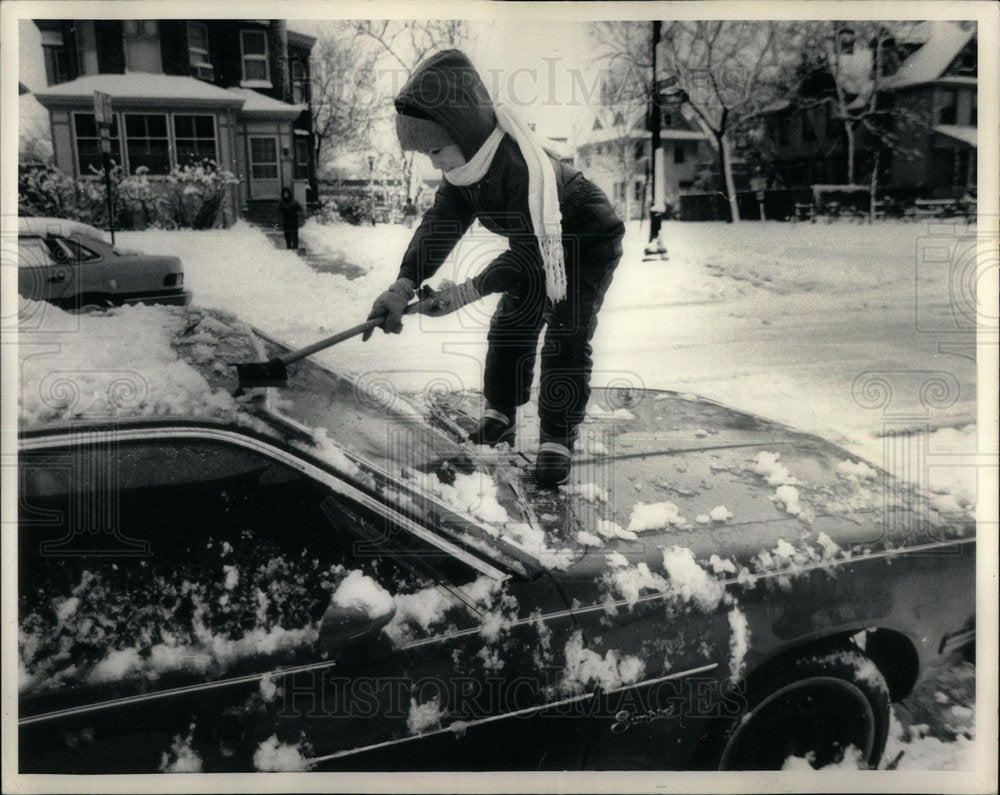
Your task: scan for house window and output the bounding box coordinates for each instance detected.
[123,20,158,38]
[825,105,839,137]
[174,115,217,165]
[240,30,270,84]
[634,181,643,202]
[291,59,310,104]
[938,90,958,125]
[634,141,645,161]
[188,22,210,67]
[294,136,310,180]
[124,114,170,175]
[40,27,68,85]
[73,113,122,176]
[778,116,790,145]
[802,111,816,142]
[250,137,279,179]
[674,145,685,164]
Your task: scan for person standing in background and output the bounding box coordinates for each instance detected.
[277,187,304,250]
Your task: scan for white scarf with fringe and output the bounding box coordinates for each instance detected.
[444,105,567,302]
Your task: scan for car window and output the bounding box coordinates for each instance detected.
[60,236,101,262]
[18,236,58,267]
[18,435,481,701]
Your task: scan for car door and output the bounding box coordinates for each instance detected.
[17,427,588,773]
[17,235,79,303]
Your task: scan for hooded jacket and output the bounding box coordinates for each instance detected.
[395,50,624,295]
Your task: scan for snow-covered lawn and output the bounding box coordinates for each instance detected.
[112,216,979,510]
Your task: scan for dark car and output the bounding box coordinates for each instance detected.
[17,306,975,773]
[17,216,191,311]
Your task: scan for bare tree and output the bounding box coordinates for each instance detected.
[591,21,783,223]
[310,26,381,175]
[587,23,655,222]
[656,21,782,223]
[783,21,928,220]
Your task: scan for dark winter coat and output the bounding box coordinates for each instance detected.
[394,50,624,295]
[398,137,623,295]
[277,197,303,231]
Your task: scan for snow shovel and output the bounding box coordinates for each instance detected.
[233,296,435,390]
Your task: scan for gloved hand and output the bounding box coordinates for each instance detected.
[418,279,482,318]
[362,278,415,341]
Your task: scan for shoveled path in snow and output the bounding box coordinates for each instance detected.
[250,218,368,280]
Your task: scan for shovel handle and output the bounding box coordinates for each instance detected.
[277,297,432,367]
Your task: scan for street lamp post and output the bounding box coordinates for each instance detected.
[647,21,662,250]
[367,154,376,226]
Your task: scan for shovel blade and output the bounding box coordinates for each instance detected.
[233,359,289,388]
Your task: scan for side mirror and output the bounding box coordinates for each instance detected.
[319,602,397,657]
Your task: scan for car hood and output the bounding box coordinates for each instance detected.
[22,304,972,582]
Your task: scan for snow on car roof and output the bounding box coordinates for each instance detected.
[18,303,243,429]
[18,216,109,241]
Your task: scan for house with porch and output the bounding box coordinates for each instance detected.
[757,21,977,200]
[31,19,316,224]
[575,107,708,221]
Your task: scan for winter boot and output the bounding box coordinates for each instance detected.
[468,407,516,447]
[535,438,574,487]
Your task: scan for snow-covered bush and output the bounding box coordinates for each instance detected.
[156,160,238,230]
[17,162,111,224]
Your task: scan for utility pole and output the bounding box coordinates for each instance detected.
[648,20,662,247]
[94,91,115,244]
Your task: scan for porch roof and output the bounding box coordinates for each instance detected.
[933,125,977,147]
[33,73,244,109]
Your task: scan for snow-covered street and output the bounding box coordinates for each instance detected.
[115,217,980,511]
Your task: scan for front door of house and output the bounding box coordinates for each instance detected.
[248,136,280,200]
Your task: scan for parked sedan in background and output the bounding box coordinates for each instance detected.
[17,306,975,774]
[17,216,190,311]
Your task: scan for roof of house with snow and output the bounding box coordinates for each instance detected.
[226,87,305,118]
[33,74,307,118]
[579,107,707,148]
[881,22,976,90]
[933,125,977,147]
[34,73,244,105]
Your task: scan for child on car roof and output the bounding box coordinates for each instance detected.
[364,49,624,486]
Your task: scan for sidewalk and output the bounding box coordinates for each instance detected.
[247,218,367,280]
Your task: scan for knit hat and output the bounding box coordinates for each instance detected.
[395,113,456,152]
[394,50,496,160]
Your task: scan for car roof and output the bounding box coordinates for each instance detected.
[18,216,110,242]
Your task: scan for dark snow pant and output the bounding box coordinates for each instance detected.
[283,228,299,249]
[483,245,620,444]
